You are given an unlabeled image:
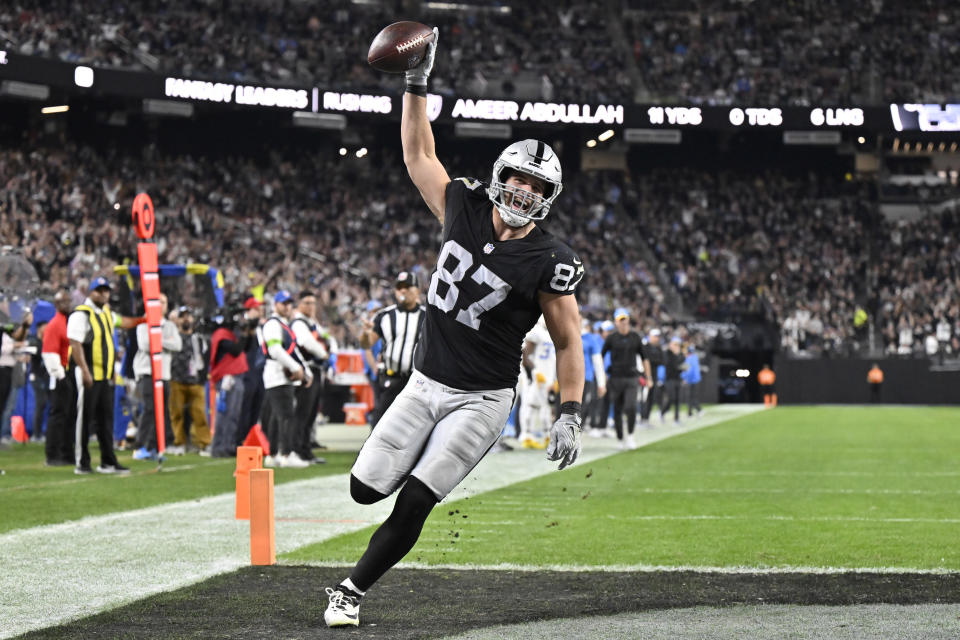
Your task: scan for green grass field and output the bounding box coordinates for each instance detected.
[4,406,960,640]
[1,406,957,566]
[0,445,357,534]
[285,406,960,570]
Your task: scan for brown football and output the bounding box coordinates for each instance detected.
[367,21,435,74]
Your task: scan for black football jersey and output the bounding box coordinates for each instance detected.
[414,177,584,390]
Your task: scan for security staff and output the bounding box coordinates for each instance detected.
[359,272,424,428]
[260,290,312,468]
[67,277,142,474]
[291,290,330,465]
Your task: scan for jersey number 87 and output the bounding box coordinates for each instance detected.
[428,239,580,331]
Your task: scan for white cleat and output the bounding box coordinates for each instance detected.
[324,587,361,627]
[282,452,310,468]
[626,434,637,450]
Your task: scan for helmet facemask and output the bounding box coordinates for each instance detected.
[487,139,563,228]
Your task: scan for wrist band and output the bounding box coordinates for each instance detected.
[405,83,427,97]
[560,401,582,416]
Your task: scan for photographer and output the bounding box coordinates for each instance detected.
[209,309,249,457]
[168,306,211,455]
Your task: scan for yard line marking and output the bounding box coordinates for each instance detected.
[0,405,761,639]
[683,470,960,477]
[605,514,960,524]
[302,560,960,575]
[634,487,960,496]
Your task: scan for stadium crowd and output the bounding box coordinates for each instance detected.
[2,0,958,104]
[2,136,959,360]
[624,0,960,104]
[0,0,632,103]
[1,143,665,344]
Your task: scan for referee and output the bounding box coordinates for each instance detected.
[359,272,424,428]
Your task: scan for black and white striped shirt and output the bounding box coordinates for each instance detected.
[373,303,424,377]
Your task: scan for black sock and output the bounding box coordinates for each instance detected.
[349,477,438,591]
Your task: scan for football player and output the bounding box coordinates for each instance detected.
[518,316,557,449]
[325,28,586,628]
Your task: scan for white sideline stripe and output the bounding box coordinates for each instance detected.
[0,461,222,493]
[302,560,960,575]
[0,405,760,639]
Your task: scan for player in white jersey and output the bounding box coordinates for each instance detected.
[518,317,556,448]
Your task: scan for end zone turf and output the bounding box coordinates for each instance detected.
[12,566,960,640]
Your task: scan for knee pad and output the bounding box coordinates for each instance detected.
[350,474,388,505]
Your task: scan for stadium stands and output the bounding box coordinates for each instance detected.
[2,133,958,358]
[2,1,957,103]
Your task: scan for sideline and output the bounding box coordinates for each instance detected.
[0,405,761,638]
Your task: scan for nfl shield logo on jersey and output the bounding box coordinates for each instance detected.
[483,243,495,254]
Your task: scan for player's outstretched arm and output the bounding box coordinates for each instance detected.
[541,292,585,470]
[401,29,449,223]
[541,292,585,412]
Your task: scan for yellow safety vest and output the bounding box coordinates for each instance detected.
[75,304,116,381]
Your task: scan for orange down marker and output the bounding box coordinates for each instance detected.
[249,468,276,566]
[235,446,262,520]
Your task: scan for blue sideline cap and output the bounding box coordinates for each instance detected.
[274,290,294,304]
[89,276,112,292]
[601,320,615,332]
[592,320,604,332]
[614,307,630,320]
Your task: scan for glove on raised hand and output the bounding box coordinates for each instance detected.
[405,27,439,89]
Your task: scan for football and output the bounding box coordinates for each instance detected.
[367,21,435,74]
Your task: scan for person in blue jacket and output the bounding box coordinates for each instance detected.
[682,343,702,417]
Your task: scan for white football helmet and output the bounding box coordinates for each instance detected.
[487,139,563,227]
